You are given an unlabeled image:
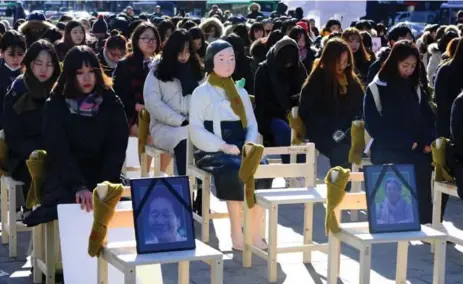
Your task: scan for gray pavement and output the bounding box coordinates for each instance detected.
[1,155,463,283]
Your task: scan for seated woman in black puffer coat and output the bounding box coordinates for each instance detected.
[3,40,60,212]
[24,46,129,226]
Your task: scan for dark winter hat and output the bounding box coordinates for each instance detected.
[205,40,233,73]
[28,12,46,22]
[92,14,108,34]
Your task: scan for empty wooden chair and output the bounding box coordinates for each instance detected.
[242,143,319,283]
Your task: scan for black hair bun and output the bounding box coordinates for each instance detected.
[110,29,121,36]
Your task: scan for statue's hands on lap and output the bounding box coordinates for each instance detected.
[221,143,240,155]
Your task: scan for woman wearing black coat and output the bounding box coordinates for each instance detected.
[3,40,60,210]
[364,41,435,224]
[97,30,127,77]
[113,22,161,137]
[24,46,128,226]
[299,38,364,169]
[449,93,463,199]
[434,39,463,139]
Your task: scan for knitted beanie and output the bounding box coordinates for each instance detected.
[205,40,233,73]
[92,15,108,34]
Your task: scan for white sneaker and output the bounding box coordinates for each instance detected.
[285,177,306,188]
[159,172,169,177]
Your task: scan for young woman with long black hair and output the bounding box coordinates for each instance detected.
[24,46,128,225]
[55,20,87,61]
[143,29,204,176]
[299,38,364,169]
[341,27,372,84]
[364,40,435,224]
[3,40,60,213]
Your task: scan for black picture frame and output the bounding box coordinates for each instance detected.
[130,176,196,254]
[363,164,421,234]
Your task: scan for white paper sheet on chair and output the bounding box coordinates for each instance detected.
[57,203,163,284]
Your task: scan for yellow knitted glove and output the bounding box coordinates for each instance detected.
[348,121,366,165]
[325,167,350,235]
[287,112,306,145]
[138,108,150,157]
[431,138,454,182]
[25,150,47,209]
[239,143,264,209]
[88,182,124,257]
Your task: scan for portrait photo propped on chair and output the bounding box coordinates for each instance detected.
[130,176,195,254]
[364,164,421,234]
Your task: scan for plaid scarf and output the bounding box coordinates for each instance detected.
[65,93,103,117]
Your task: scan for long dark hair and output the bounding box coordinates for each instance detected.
[379,40,420,86]
[233,24,251,48]
[303,38,362,101]
[129,22,161,58]
[155,29,202,82]
[53,45,112,98]
[288,26,311,48]
[22,39,61,84]
[249,22,264,42]
[188,27,206,58]
[341,27,371,63]
[63,20,86,48]
[157,20,175,43]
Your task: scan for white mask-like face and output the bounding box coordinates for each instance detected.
[212,47,235,78]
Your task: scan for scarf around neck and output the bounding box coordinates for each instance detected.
[337,72,348,95]
[103,48,118,68]
[175,62,199,96]
[208,72,247,128]
[13,73,53,115]
[65,92,103,117]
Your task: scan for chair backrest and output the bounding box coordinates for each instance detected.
[187,137,195,168]
[290,106,299,146]
[96,184,133,229]
[244,143,316,187]
[328,170,367,223]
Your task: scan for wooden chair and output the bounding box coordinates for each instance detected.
[95,184,224,284]
[327,169,447,284]
[242,143,319,283]
[187,138,229,243]
[0,176,30,258]
[350,121,372,221]
[32,220,61,284]
[432,181,461,246]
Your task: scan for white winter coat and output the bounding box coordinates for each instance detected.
[143,67,204,154]
[189,81,258,153]
[427,43,442,87]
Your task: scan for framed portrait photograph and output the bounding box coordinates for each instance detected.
[130,176,196,254]
[363,164,421,234]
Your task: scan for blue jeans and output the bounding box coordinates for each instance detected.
[270,118,306,164]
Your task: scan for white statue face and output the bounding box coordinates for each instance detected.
[213,47,235,78]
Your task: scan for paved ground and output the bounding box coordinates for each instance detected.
[1,153,463,284]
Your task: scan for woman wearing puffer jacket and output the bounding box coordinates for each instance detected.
[143,29,204,176]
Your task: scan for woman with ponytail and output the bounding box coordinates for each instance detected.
[98,30,127,77]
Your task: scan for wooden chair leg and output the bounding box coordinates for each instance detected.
[210,259,223,284]
[431,189,442,253]
[327,233,340,284]
[243,196,252,268]
[45,222,56,284]
[359,244,371,284]
[267,204,278,283]
[432,239,446,284]
[8,182,17,258]
[140,153,148,177]
[396,241,408,283]
[97,256,108,284]
[303,202,313,263]
[260,209,267,239]
[124,267,136,284]
[153,153,161,177]
[201,177,211,243]
[178,261,189,284]
[1,177,8,244]
[33,224,43,284]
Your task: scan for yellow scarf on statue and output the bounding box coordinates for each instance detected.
[88,182,124,257]
[287,111,306,145]
[25,150,47,209]
[325,166,350,235]
[348,121,366,165]
[431,138,454,182]
[239,142,264,209]
[337,73,348,95]
[208,72,247,128]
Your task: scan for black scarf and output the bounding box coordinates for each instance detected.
[175,62,199,97]
[13,72,54,114]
